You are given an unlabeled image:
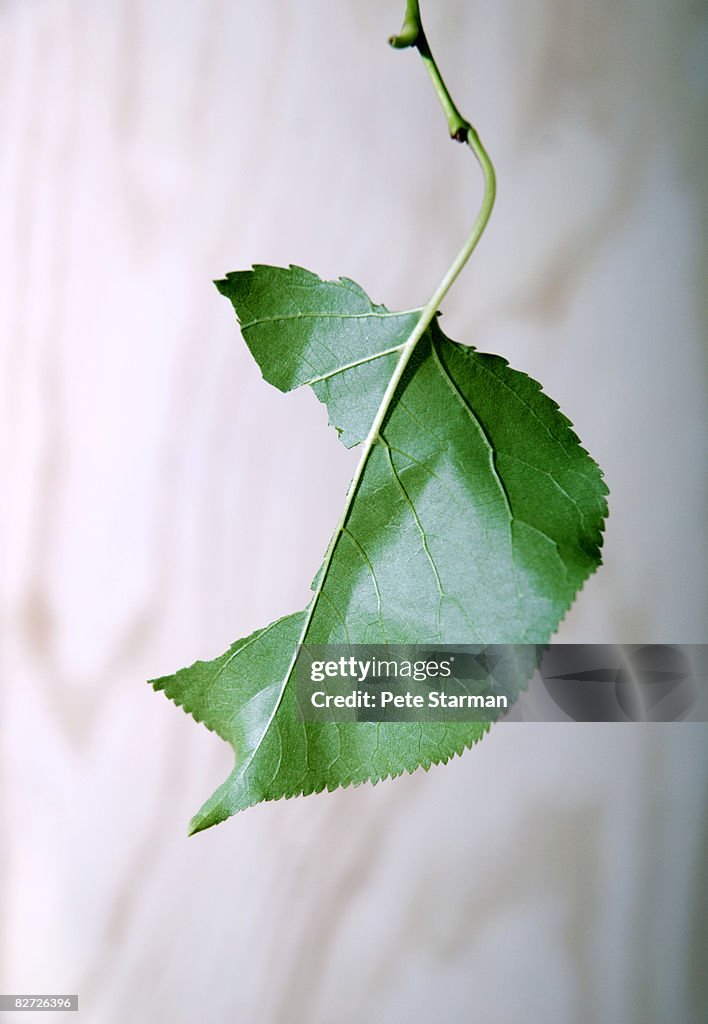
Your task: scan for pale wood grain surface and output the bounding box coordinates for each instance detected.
[1,2,707,1022]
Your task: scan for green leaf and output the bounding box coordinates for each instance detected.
[152,265,607,833]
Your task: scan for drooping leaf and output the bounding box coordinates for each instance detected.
[152,265,607,833]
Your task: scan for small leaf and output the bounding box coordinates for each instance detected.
[152,266,607,833]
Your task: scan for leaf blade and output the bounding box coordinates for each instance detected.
[154,266,608,830]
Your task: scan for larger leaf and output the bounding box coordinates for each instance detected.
[152,265,607,833]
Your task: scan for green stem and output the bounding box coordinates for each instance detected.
[388,0,421,49]
[390,1,496,302]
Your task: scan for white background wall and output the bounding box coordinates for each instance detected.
[1,2,707,1021]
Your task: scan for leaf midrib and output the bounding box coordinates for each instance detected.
[229,304,439,793]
